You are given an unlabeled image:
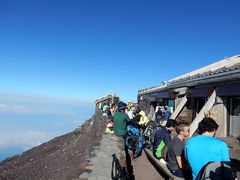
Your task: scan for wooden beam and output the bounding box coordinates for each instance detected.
[170,95,187,120]
[189,90,216,137]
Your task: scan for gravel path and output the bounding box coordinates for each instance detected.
[79,134,163,180]
[79,134,121,180]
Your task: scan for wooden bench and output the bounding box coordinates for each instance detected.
[144,148,184,180]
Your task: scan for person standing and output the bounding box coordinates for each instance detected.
[185,117,230,179]
[155,107,163,125]
[163,105,171,121]
[167,122,191,178]
[161,105,171,126]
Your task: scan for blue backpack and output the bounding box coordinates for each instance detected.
[125,125,143,158]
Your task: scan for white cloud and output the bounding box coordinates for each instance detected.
[0,103,29,113]
[0,92,93,105]
[0,103,75,115]
[36,108,75,115]
[0,130,57,150]
[0,92,95,116]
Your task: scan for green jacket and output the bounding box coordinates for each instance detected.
[113,112,130,136]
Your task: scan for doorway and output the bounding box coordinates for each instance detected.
[230,97,240,137]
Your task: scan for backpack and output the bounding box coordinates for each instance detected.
[196,161,237,180]
[125,125,143,158]
[111,154,130,180]
[142,121,161,147]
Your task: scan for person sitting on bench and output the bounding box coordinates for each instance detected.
[152,119,177,164]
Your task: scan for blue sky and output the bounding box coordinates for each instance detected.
[0,0,239,102]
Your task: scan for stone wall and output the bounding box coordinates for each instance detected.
[138,93,151,115]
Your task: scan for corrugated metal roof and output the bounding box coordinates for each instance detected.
[138,55,240,95]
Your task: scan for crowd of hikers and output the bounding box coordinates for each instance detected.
[100,101,237,180]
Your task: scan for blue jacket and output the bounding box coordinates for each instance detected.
[163,110,171,120]
[152,126,171,157]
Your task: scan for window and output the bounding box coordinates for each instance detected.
[231,98,240,116]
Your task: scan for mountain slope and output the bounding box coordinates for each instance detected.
[0,112,106,180]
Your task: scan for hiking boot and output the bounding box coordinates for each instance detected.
[159,158,167,165]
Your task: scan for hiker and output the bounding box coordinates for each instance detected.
[113,101,130,137]
[102,103,106,111]
[113,102,130,166]
[185,117,230,179]
[127,106,136,119]
[108,103,116,120]
[152,119,177,164]
[163,105,171,121]
[126,107,140,129]
[155,106,163,125]
[138,110,149,130]
[110,103,117,115]
[105,120,114,134]
[102,103,108,116]
[167,122,191,179]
